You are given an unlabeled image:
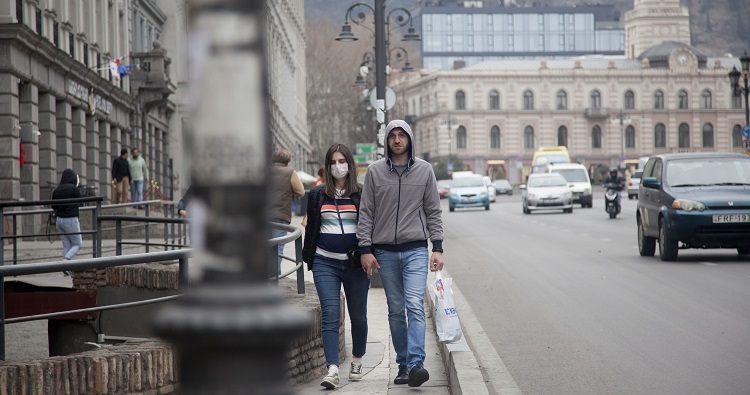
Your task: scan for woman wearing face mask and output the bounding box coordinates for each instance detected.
[302,144,369,389]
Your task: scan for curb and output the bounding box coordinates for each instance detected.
[428,268,523,395]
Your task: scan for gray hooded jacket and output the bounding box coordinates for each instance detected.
[357,120,443,253]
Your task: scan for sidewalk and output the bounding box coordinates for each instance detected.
[285,215,451,394]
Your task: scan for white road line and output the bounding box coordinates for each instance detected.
[700,262,718,267]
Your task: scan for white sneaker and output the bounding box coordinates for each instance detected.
[349,361,363,381]
[320,371,339,389]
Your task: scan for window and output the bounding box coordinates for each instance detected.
[678,90,689,109]
[654,90,664,109]
[733,94,742,109]
[523,90,534,110]
[624,90,635,110]
[654,123,666,148]
[96,53,101,75]
[16,0,22,23]
[702,123,714,148]
[455,91,466,110]
[524,126,535,149]
[456,126,467,149]
[733,124,743,147]
[590,90,601,109]
[69,32,74,58]
[53,21,59,47]
[35,8,42,35]
[625,125,636,149]
[591,125,602,149]
[556,90,567,110]
[83,43,89,66]
[557,126,568,147]
[489,90,500,110]
[701,90,712,109]
[678,123,690,148]
[490,126,501,149]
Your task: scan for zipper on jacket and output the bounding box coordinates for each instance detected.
[395,175,402,244]
[418,211,427,239]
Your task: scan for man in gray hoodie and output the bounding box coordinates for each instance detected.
[357,119,444,387]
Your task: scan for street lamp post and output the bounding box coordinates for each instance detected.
[611,109,631,169]
[728,51,750,126]
[441,116,457,175]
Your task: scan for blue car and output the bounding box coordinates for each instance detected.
[448,175,490,212]
[636,153,750,261]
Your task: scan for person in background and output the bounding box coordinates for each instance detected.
[51,169,83,273]
[302,144,369,389]
[270,149,305,272]
[177,186,193,218]
[111,148,131,204]
[128,148,149,208]
[313,166,325,187]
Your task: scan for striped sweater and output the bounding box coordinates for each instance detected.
[315,196,359,260]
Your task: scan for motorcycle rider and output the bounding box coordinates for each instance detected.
[603,169,626,213]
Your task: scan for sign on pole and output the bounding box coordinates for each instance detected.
[742,125,750,153]
[354,154,370,164]
[356,143,377,155]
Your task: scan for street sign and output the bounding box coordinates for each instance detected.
[447,163,454,171]
[354,154,370,164]
[369,87,397,110]
[743,125,750,152]
[356,143,377,155]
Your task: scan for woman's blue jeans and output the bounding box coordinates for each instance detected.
[374,247,429,371]
[312,254,370,367]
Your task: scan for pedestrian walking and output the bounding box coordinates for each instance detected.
[111,148,131,204]
[127,148,149,208]
[302,144,369,389]
[269,149,305,272]
[51,169,83,271]
[177,186,193,218]
[357,119,444,387]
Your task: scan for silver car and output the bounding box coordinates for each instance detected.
[627,170,643,199]
[521,173,574,214]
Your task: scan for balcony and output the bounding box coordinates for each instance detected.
[584,108,610,119]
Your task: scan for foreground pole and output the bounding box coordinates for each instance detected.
[153,1,312,393]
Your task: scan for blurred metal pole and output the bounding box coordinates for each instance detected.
[153,1,312,394]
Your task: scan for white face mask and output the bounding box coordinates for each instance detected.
[330,163,349,180]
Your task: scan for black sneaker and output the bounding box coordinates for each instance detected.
[394,365,409,385]
[408,366,429,387]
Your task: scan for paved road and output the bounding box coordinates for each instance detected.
[442,191,750,395]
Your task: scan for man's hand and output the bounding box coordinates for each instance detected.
[429,252,444,272]
[178,209,188,218]
[360,253,380,279]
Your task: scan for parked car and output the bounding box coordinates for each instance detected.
[448,175,490,212]
[548,163,593,208]
[521,173,574,214]
[627,170,643,199]
[437,180,452,199]
[483,176,496,203]
[636,153,750,261]
[492,179,513,195]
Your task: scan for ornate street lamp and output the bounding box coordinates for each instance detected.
[729,51,750,126]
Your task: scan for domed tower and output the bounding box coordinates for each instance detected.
[624,0,691,59]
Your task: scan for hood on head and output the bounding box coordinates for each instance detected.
[385,120,416,168]
[60,169,79,186]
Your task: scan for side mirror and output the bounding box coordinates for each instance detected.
[642,177,660,189]
[520,184,527,190]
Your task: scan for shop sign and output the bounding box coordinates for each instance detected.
[67,79,113,115]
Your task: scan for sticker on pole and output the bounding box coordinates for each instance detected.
[743,125,750,152]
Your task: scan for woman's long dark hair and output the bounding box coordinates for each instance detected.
[323,143,361,198]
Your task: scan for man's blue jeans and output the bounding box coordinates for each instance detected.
[131,180,144,203]
[374,247,429,371]
[312,254,370,367]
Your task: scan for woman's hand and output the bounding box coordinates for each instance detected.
[360,253,380,279]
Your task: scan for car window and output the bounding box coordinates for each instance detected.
[494,180,511,188]
[633,171,643,179]
[643,159,655,178]
[528,175,567,187]
[452,177,484,187]
[652,160,663,183]
[551,169,588,183]
[667,157,750,186]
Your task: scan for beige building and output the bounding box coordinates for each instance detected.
[397,0,746,185]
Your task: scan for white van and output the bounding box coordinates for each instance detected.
[548,163,593,208]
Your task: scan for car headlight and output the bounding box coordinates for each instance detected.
[528,193,537,199]
[450,193,458,199]
[672,199,705,212]
[479,192,488,197]
[584,187,591,195]
[562,191,572,198]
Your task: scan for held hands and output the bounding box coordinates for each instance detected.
[360,253,380,279]
[430,252,444,272]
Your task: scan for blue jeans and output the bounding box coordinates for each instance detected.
[131,180,144,203]
[56,217,82,260]
[312,254,370,367]
[375,247,429,371]
[270,219,288,273]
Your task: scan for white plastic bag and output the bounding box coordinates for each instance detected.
[434,272,462,343]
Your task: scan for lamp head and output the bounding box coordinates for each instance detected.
[729,66,741,88]
[402,26,421,41]
[335,23,358,42]
[353,74,366,87]
[401,62,414,72]
[741,51,750,72]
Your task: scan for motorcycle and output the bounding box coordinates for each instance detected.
[603,182,622,219]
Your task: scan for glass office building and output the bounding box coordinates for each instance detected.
[421,5,625,70]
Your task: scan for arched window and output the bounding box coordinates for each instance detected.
[702,123,714,148]
[489,90,500,110]
[490,125,501,149]
[591,125,602,149]
[524,126,535,149]
[733,94,742,109]
[678,123,690,148]
[455,90,466,110]
[701,90,712,109]
[625,125,636,149]
[557,125,568,147]
[733,124,743,147]
[654,90,664,109]
[523,90,534,110]
[678,90,689,109]
[556,90,567,110]
[590,90,601,109]
[624,90,635,110]
[456,126,467,149]
[654,123,666,148]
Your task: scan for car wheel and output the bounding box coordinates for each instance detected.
[658,218,678,261]
[508,191,513,196]
[628,194,634,200]
[522,204,529,214]
[637,217,656,257]
[449,205,455,212]
[738,247,750,255]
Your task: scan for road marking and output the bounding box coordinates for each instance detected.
[700,262,718,267]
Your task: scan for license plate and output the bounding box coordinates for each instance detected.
[713,214,750,223]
